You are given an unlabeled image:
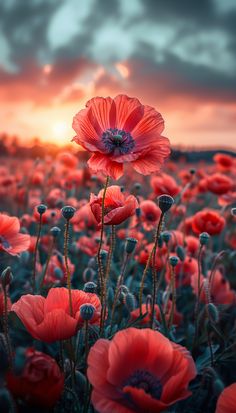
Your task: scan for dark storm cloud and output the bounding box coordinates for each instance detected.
[0,0,235,107]
[0,0,62,66]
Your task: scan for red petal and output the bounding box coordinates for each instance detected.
[88,154,124,180]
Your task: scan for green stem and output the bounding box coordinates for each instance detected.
[100,225,116,335]
[168,266,176,330]
[32,214,42,293]
[39,239,54,289]
[96,176,109,322]
[139,212,164,316]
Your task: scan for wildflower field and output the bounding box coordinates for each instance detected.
[0,95,236,413]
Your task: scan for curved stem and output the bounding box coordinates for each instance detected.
[64,220,73,316]
[32,214,42,293]
[100,225,116,335]
[139,212,164,316]
[96,176,109,321]
[39,239,54,289]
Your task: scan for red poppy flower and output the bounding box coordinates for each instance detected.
[57,151,78,168]
[12,287,101,343]
[191,270,235,305]
[206,173,233,195]
[185,236,200,256]
[71,202,98,231]
[7,348,64,408]
[138,243,164,270]
[77,233,109,256]
[138,200,161,231]
[192,209,225,235]
[166,256,198,288]
[215,383,236,413]
[0,213,30,256]
[151,173,180,197]
[72,95,170,179]
[43,252,75,285]
[90,186,138,227]
[87,327,196,413]
[214,153,234,171]
[130,303,182,327]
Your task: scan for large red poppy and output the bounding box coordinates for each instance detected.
[11,287,101,343]
[0,213,30,256]
[87,327,196,413]
[72,95,170,179]
[216,383,236,413]
[90,185,138,226]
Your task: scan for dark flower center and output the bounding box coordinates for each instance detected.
[146,212,156,221]
[102,128,135,156]
[0,235,11,249]
[124,369,162,400]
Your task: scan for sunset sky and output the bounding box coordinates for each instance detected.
[0,0,236,148]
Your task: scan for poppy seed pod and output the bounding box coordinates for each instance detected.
[169,256,179,267]
[0,266,13,289]
[125,237,138,254]
[100,249,108,267]
[83,282,97,293]
[199,232,210,246]
[37,204,47,215]
[61,205,76,220]
[158,194,174,213]
[207,303,219,323]
[162,231,172,244]
[80,303,96,321]
[190,168,196,175]
[124,293,136,312]
[50,226,61,238]
[134,182,142,191]
[176,245,186,262]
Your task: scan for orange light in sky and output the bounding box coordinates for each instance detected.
[115,63,130,78]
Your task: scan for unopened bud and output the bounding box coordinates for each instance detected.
[83,281,97,293]
[169,256,179,267]
[125,238,138,254]
[0,267,13,289]
[37,204,47,215]
[200,232,210,246]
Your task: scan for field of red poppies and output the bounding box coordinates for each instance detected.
[0,95,236,413]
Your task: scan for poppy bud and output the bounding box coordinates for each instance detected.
[125,237,138,254]
[190,168,196,175]
[207,303,219,323]
[133,182,141,192]
[80,303,95,321]
[83,267,95,283]
[0,267,13,289]
[37,204,47,215]
[50,226,61,238]
[176,245,186,262]
[158,236,163,248]
[162,231,171,244]
[83,281,97,293]
[100,249,108,267]
[135,207,141,218]
[158,194,174,213]
[61,205,76,220]
[88,257,97,269]
[213,378,225,396]
[107,287,114,306]
[169,256,179,267]
[54,267,64,280]
[199,232,210,246]
[231,207,236,216]
[125,293,136,311]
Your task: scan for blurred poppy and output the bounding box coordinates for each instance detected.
[130,303,182,327]
[214,153,234,171]
[191,270,235,305]
[166,256,198,288]
[0,213,30,256]
[215,383,236,413]
[90,185,138,227]
[151,173,180,197]
[87,327,196,413]
[206,173,233,195]
[139,200,161,231]
[72,95,170,179]
[7,348,64,408]
[12,287,101,342]
[192,209,225,235]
